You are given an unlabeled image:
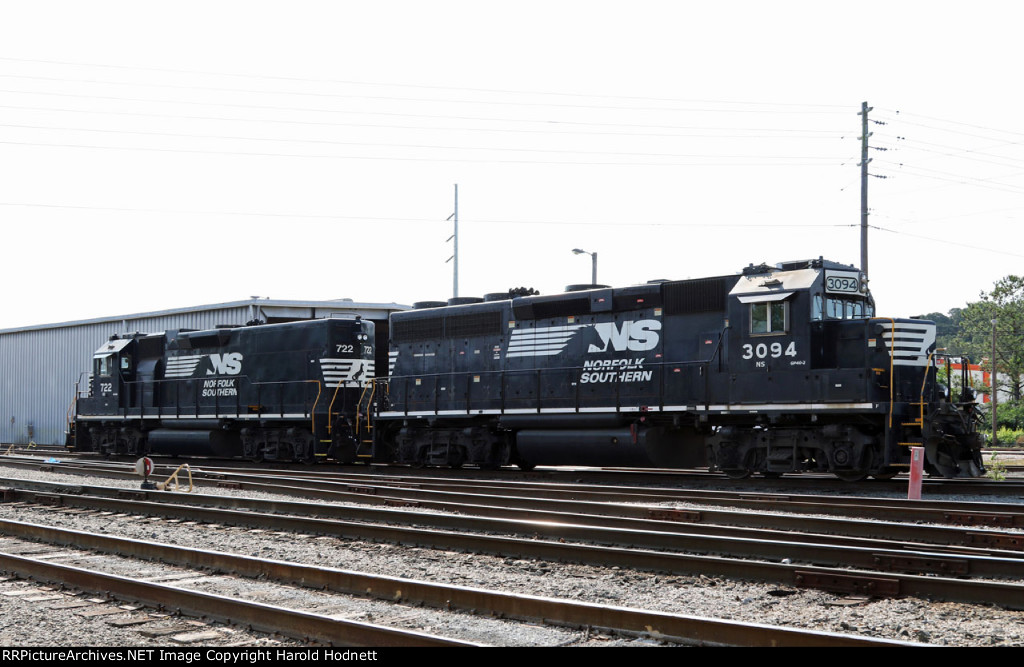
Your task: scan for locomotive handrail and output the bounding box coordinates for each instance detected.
[919,349,942,428]
[327,380,343,433]
[703,324,729,412]
[356,381,375,437]
[96,375,325,426]
[308,380,322,435]
[65,378,83,448]
[388,357,719,417]
[870,317,897,430]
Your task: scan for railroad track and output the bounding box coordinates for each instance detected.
[4,456,1024,526]
[0,533,469,647]
[0,518,903,647]
[7,450,1024,496]
[2,457,1024,645]
[3,475,1024,612]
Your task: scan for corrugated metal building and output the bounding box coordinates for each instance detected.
[0,298,405,446]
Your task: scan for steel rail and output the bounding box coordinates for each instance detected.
[4,479,1024,580]
[184,460,1024,497]
[0,550,475,646]
[32,457,1024,527]
[0,518,909,647]
[7,453,1024,497]
[6,457,1024,525]
[175,472,1024,540]
[5,485,1024,611]
[267,473,1024,525]
[3,473,1022,558]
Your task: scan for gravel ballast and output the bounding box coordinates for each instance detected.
[1,466,1023,647]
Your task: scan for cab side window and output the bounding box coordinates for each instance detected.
[96,354,115,377]
[750,302,787,335]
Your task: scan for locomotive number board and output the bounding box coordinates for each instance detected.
[824,270,862,294]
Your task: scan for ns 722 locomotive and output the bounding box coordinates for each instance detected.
[70,318,376,463]
[375,258,984,479]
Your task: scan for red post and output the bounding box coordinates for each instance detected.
[908,447,924,500]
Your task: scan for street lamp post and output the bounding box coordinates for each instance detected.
[572,248,597,285]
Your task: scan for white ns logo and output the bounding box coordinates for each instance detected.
[207,353,243,375]
[587,319,661,353]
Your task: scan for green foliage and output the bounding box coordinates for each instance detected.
[986,453,1007,481]
[952,275,1024,401]
[944,275,1024,431]
[994,403,1024,434]
[994,426,1024,447]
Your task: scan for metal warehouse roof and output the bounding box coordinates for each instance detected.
[0,297,409,335]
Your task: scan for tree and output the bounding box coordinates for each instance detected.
[951,276,1024,430]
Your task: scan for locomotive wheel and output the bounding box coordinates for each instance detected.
[871,467,900,480]
[295,439,316,465]
[723,469,752,480]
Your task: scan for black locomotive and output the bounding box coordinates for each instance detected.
[375,258,984,479]
[68,258,985,479]
[69,318,376,463]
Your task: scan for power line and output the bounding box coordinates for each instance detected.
[0,102,841,141]
[0,122,846,162]
[0,55,854,111]
[0,87,850,137]
[870,224,1024,259]
[0,71,856,117]
[877,108,1024,141]
[0,201,858,227]
[5,199,1019,259]
[0,139,844,167]
[873,160,1024,195]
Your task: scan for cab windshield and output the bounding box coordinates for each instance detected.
[812,295,875,321]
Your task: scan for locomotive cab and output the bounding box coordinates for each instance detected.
[88,336,139,413]
[709,258,982,479]
[725,259,876,404]
[713,259,890,478]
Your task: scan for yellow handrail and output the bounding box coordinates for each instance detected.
[870,318,896,429]
[307,379,322,435]
[360,381,376,436]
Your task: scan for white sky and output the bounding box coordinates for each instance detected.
[1,1,1022,330]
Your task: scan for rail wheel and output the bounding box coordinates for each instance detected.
[723,468,752,480]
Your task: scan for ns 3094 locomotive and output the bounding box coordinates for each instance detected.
[69,317,376,463]
[375,258,984,480]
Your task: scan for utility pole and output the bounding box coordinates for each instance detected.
[859,101,872,278]
[992,318,999,445]
[446,184,459,298]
